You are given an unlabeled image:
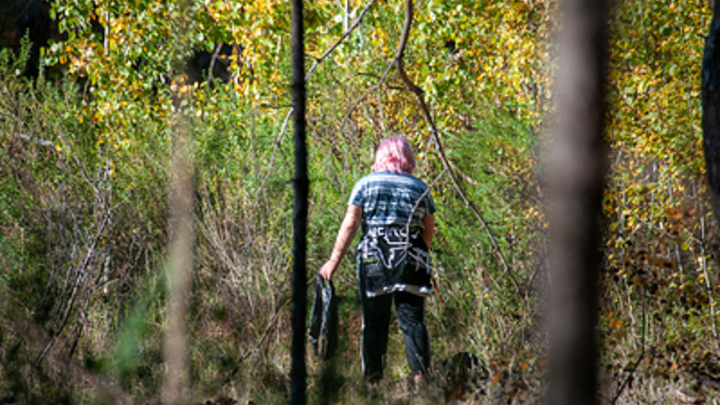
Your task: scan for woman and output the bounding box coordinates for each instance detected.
[319,137,436,385]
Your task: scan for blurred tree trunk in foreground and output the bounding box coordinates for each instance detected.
[162,1,194,402]
[544,0,609,404]
[290,0,308,403]
[162,109,194,405]
[162,100,194,405]
[703,0,720,221]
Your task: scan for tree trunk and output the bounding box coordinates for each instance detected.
[162,2,194,401]
[290,0,308,403]
[162,102,194,405]
[544,0,609,404]
[703,0,720,220]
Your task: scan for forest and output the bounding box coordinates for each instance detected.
[0,0,716,404]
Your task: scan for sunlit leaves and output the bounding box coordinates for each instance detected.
[603,0,710,282]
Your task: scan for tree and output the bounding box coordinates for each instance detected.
[544,0,609,404]
[290,0,309,404]
[704,0,720,220]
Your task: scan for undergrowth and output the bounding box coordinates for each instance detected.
[1,33,720,405]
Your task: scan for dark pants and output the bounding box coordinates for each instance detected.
[360,291,430,382]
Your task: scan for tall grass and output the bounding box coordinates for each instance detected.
[6,35,719,404]
[0,39,546,401]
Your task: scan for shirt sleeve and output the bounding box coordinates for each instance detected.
[348,179,364,207]
[425,192,437,216]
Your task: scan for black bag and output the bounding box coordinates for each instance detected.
[308,274,338,359]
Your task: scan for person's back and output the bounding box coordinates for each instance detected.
[349,170,434,232]
[319,137,436,385]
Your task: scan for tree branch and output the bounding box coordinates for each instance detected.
[306,0,378,78]
[258,0,379,196]
[394,0,519,294]
[611,287,646,405]
[206,42,224,86]
[11,133,54,147]
[337,61,394,133]
[34,208,112,367]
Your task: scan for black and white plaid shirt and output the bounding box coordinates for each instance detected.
[348,170,436,231]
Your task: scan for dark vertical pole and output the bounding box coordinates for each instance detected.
[544,0,608,404]
[290,0,308,402]
[703,0,720,220]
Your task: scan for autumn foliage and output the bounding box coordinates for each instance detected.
[0,0,717,403]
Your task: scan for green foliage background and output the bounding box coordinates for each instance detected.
[0,0,717,403]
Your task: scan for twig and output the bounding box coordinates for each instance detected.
[306,0,378,78]
[34,211,111,366]
[338,0,424,133]
[398,168,446,307]
[257,0,378,196]
[229,298,291,378]
[700,214,719,349]
[11,132,54,147]
[255,108,294,200]
[673,390,702,404]
[206,43,224,86]
[611,287,646,405]
[406,249,469,333]
[394,0,519,294]
[337,52,400,134]
[403,167,446,237]
[9,292,135,405]
[356,72,412,91]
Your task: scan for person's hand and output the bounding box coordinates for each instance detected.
[319,260,338,281]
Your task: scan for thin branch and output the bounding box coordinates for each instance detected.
[405,167,446,233]
[257,0,378,196]
[34,210,111,367]
[611,287,646,405]
[11,133,54,147]
[400,167,446,251]
[256,108,294,200]
[338,1,424,135]
[206,43,224,86]
[306,0,378,78]
[25,297,137,405]
[337,59,395,133]
[406,249,470,333]
[699,214,719,349]
[229,297,291,379]
[394,0,519,294]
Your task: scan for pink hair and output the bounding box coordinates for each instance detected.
[371,137,416,174]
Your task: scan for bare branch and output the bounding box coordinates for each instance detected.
[258,0,378,196]
[306,0,378,78]
[34,210,112,367]
[611,288,646,404]
[10,132,54,147]
[206,43,224,86]
[228,298,291,381]
[256,108,294,200]
[394,0,518,293]
[337,59,395,133]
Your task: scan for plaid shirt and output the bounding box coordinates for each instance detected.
[348,170,436,231]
